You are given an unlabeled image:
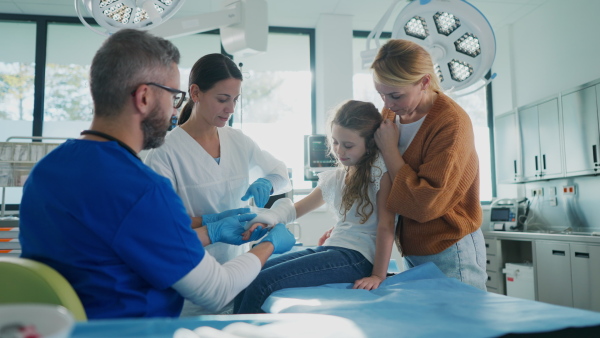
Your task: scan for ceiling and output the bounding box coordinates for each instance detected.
[0,0,549,32]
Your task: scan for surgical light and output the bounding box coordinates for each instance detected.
[434,12,460,36]
[361,0,497,95]
[405,16,429,40]
[75,0,269,57]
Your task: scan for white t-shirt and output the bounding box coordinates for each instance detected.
[398,115,426,155]
[317,154,388,263]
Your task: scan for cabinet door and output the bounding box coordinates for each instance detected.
[519,106,541,180]
[571,244,600,311]
[535,241,573,307]
[494,112,521,183]
[537,98,563,178]
[561,85,600,175]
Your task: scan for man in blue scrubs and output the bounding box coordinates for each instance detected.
[19,29,296,319]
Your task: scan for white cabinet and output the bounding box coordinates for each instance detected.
[535,240,600,311]
[518,98,563,181]
[535,240,573,307]
[494,111,521,183]
[570,243,600,311]
[561,84,600,176]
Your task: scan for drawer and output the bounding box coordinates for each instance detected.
[485,254,500,272]
[485,238,498,256]
[486,286,500,294]
[486,270,500,289]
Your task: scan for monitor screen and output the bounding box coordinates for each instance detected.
[490,207,511,221]
[306,135,336,168]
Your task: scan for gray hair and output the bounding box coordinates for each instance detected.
[89,29,180,117]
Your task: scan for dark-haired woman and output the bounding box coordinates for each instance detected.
[145,53,291,315]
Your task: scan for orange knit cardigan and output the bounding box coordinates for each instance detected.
[387,92,482,256]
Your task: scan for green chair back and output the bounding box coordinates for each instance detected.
[0,257,87,321]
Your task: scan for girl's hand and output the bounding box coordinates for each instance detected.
[317,227,334,246]
[242,222,269,241]
[353,275,384,290]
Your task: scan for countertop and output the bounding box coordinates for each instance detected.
[483,230,600,244]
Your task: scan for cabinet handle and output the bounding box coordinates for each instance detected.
[513,160,517,175]
[594,145,599,166]
[552,250,566,256]
[487,275,491,281]
[575,252,590,258]
[485,243,490,248]
[535,155,539,171]
[486,259,491,264]
[542,154,547,170]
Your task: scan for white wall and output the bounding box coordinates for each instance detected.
[492,0,600,114]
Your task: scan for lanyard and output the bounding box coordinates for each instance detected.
[80,130,141,161]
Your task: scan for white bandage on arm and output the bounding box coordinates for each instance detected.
[172,252,261,312]
[246,198,296,229]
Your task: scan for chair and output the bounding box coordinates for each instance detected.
[0,257,87,321]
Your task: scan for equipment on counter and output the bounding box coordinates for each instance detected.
[489,198,527,232]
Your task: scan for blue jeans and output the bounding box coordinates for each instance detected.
[404,229,487,291]
[234,246,373,314]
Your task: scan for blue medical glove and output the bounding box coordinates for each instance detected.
[202,207,252,226]
[241,178,273,208]
[248,226,269,242]
[206,213,257,245]
[259,223,296,254]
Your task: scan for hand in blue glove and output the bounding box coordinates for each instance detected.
[202,207,252,226]
[241,178,272,208]
[259,223,296,254]
[206,213,257,245]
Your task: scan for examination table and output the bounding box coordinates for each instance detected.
[71,262,600,337]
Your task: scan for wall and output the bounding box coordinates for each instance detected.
[492,0,600,231]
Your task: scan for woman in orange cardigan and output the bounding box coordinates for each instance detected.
[370,39,486,290]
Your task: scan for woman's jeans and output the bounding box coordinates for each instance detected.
[234,246,373,314]
[404,228,488,291]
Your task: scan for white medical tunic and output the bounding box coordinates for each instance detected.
[145,126,292,263]
[145,126,291,315]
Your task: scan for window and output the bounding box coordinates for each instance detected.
[0,21,36,141]
[352,35,493,202]
[170,31,222,91]
[0,20,37,207]
[44,23,106,139]
[231,29,314,190]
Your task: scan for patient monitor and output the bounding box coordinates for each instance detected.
[304,135,336,181]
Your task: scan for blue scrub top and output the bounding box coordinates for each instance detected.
[19,139,205,319]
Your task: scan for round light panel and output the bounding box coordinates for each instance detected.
[76,0,186,36]
[391,0,495,91]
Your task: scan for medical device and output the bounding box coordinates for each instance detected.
[489,198,525,232]
[304,135,336,181]
[74,0,268,56]
[361,0,496,95]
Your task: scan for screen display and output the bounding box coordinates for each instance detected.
[307,136,336,167]
[490,208,511,221]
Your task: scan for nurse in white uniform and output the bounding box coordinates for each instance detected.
[144,53,291,315]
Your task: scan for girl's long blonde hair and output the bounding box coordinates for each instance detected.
[328,100,383,224]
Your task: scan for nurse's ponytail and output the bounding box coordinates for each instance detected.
[178,100,193,125]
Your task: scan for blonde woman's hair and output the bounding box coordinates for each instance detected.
[371,39,441,92]
[327,100,382,224]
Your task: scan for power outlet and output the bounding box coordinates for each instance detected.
[562,186,576,195]
[531,188,544,197]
